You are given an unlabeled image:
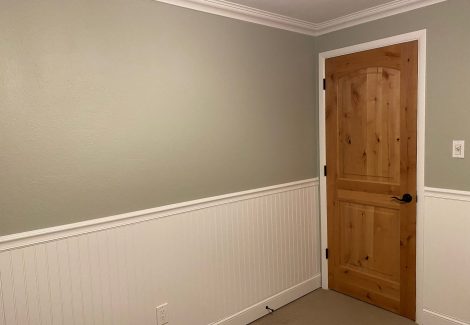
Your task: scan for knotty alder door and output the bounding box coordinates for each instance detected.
[325,41,417,320]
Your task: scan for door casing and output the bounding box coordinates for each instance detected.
[318,30,426,323]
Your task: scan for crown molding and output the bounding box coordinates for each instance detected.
[314,0,447,35]
[156,0,446,36]
[156,0,318,36]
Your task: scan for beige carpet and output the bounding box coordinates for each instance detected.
[250,289,415,325]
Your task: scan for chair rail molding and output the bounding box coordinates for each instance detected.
[0,178,321,325]
[422,187,470,325]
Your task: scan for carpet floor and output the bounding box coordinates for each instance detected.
[249,289,415,325]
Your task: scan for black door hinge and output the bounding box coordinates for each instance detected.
[324,165,327,177]
[323,78,326,90]
[326,248,329,259]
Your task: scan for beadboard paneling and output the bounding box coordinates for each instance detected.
[0,179,320,325]
[422,188,470,325]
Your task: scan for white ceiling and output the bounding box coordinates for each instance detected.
[227,0,401,24]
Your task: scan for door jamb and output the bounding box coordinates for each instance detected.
[318,30,427,323]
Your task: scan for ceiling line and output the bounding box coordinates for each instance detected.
[156,0,446,36]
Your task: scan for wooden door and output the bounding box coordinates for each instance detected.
[325,41,417,320]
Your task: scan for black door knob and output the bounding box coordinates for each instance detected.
[392,193,413,203]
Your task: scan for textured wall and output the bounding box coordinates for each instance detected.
[4,0,465,236]
[0,0,317,235]
[315,0,470,191]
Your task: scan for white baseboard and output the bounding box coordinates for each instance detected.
[422,310,470,325]
[212,275,321,325]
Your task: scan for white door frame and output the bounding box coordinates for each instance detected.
[318,29,427,323]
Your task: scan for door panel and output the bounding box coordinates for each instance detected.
[338,201,400,279]
[337,67,401,183]
[326,42,417,320]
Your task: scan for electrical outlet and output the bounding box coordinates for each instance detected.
[453,140,465,158]
[156,303,169,325]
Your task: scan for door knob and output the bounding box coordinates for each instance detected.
[392,193,413,203]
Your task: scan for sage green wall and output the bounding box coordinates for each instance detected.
[4,0,466,237]
[316,0,470,191]
[0,0,317,235]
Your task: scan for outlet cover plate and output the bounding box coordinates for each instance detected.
[156,303,169,325]
[453,140,465,158]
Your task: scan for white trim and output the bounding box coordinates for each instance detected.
[314,0,445,35]
[416,30,427,325]
[155,0,445,36]
[422,309,470,325]
[211,275,321,325]
[318,30,427,323]
[0,178,318,252]
[424,187,470,202]
[0,180,321,324]
[156,0,317,36]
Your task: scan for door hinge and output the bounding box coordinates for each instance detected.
[325,248,329,259]
[416,195,418,203]
[323,78,326,90]
[324,165,327,177]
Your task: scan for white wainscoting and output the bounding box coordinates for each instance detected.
[422,187,470,325]
[0,178,320,325]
